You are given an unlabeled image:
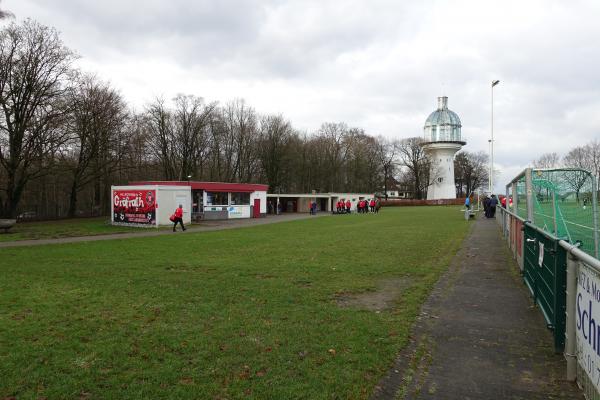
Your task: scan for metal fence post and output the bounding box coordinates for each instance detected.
[552,189,558,236]
[593,175,599,259]
[513,181,518,218]
[526,168,534,224]
[565,252,578,381]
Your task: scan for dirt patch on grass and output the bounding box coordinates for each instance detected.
[336,277,412,311]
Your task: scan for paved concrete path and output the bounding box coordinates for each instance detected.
[373,216,583,400]
[0,213,327,248]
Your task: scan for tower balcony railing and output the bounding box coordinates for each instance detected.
[422,135,467,145]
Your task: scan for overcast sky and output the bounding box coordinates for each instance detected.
[4,0,600,192]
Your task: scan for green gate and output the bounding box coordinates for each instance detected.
[523,223,567,352]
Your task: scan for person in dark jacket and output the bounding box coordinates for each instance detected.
[489,195,498,218]
[483,196,490,218]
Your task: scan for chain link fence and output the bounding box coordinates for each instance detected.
[507,168,599,258]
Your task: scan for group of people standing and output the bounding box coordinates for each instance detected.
[335,198,379,214]
[358,199,379,213]
[483,194,498,218]
[335,200,352,214]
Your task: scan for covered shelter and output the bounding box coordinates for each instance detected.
[266,192,375,214]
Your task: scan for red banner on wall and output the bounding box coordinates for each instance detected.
[113,190,156,225]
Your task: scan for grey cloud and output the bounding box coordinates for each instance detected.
[5,0,600,192]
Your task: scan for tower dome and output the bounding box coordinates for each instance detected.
[423,96,464,144]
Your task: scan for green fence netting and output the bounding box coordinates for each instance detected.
[530,168,599,257]
[516,175,528,220]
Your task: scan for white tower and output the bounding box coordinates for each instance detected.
[422,96,465,200]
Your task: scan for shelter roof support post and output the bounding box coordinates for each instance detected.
[512,182,518,216]
[593,176,599,258]
[525,168,534,224]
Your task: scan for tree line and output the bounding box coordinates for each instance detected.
[0,19,487,219]
[532,141,600,201]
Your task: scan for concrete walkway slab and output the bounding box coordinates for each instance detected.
[373,216,583,400]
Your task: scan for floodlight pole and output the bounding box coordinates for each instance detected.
[490,80,500,193]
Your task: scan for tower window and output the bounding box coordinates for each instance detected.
[438,177,443,183]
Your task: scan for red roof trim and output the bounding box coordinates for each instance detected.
[129,181,269,193]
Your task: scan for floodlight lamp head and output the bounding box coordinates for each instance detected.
[492,80,500,87]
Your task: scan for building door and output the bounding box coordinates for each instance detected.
[253,198,261,218]
[320,198,327,212]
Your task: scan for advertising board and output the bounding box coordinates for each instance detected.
[228,205,250,219]
[113,189,156,225]
[577,262,600,392]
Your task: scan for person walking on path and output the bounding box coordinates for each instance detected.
[483,195,490,218]
[172,204,186,232]
[489,194,498,218]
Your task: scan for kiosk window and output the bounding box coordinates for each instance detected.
[206,192,228,205]
[231,192,250,205]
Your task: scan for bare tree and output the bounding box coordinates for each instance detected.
[454,151,488,196]
[318,122,353,191]
[0,20,76,217]
[146,98,176,180]
[533,152,561,169]
[146,95,216,181]
[172,94,216,180]
[376,136,399,199]
[223,99,258,182]
[345,132,380,193]
[398,137,434,199]
[563,143,600,202]
[257,114,293,192]
[64,74,128,217]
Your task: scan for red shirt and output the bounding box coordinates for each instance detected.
[175,207,183,218]
[346,201,351,208]
[370,200,376,207]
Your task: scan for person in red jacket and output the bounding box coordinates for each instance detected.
[345,200,351,214]
[369,199,376,213]
[173,204,186,232]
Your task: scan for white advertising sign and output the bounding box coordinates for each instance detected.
[576,262,600,392]
[228,205,250,219]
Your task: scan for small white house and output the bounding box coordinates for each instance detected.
[127,181,269,222]
[111,185,191,227]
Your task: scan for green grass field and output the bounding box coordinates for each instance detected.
[531,200,599,256]
[0,207,469,399]
[0,217,143,242]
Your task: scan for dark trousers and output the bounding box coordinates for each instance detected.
[173,217,185,231]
